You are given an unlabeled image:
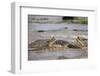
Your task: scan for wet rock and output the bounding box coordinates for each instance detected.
[37,30,45,32]
[73,29,79,31]
[73,29,87,32]
[64,27,68,29]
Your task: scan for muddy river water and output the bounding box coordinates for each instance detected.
[28,23,88,60]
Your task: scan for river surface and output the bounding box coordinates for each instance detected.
[28,23,88,60]
[28,23,87,31]
[28,48,88,60]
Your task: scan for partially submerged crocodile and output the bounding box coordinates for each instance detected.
[28,36,87,51]
[28,37,69,51]
[68,36,87,48]
[28,39,49,51]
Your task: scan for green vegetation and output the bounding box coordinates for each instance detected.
[62,16,88,24]
[79,18,88,24]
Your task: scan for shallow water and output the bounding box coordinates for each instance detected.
[28,23,87,31]
[28,23,88,60]
[28,48,88,60]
